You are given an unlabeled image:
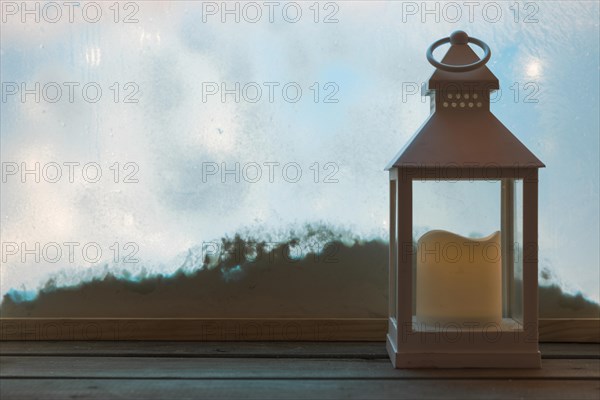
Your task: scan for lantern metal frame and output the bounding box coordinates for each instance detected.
[386,167,541,368]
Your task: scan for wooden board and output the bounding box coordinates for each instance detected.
[1,342,598,400]
[0,318,386,341]
[1,342,598,359]
[2,357,598,379]
[1,318,598,342]
[0,341,387,358]
[1,379,599,400]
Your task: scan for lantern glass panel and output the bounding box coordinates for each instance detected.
[411,179,524,331]
[389,179,397,321]
[509,178,524,324]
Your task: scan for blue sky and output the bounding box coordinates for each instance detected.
[1,1,599,303]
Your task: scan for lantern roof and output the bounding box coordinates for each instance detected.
[385,111,545,169]
[386,31,545,170]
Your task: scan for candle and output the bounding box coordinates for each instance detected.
[416,230,502,325]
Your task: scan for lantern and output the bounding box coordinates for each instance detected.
[385,31,544,368]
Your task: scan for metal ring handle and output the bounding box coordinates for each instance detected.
[426,36,491,72]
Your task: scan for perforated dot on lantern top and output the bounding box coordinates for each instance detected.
[451,102,457,107]
[473,93,479,99]
[477,102,482,107]
[456,93,461,99]
[468,102,474,108]
[464,94,470,99]
[460,102,465,108]
[443,102,449,107]
[448,94,453,99]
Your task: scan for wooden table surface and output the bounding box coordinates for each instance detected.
[1,342,599,399]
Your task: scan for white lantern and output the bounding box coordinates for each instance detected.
[386,31,544,368]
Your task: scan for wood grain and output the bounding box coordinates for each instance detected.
[1,341,598,359]
[1,318,598,342]
[1,342,598,400]
[2,357,598,379]
[2,379,598,400]
[0,341,388,358]
[539,318,600,342]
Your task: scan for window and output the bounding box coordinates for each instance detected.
[1,1,598,340]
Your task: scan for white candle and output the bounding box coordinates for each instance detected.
[416,230,502,325]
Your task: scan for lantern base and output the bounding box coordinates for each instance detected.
[386,334,541,369]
